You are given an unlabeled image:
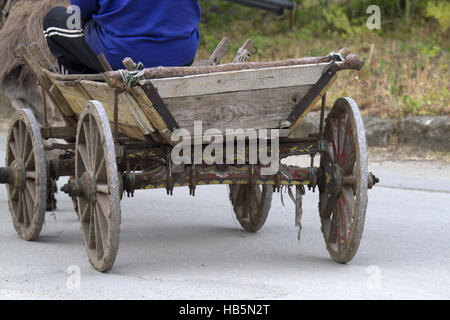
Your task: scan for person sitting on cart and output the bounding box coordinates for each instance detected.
[43,0,201,74]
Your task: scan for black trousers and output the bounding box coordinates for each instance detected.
[43,6,104,74]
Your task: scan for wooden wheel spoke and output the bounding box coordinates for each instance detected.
[10,188,19,201]
[235,185,246,217]
[95,157,106,182]
[337,110,343,162]
[95,203,109,251]
[93,206,104,260]
[96,184,109,194]
[82,121,92,169]
[320,195,335,219]
[16,191,24,223]
[344,151,356,175]
[247,186,253,217]
[88,116,96,169]
[97,194,111,220]
[336,201,343,251]
[21,191,31,228]
[328,208,338,244]
[19,121,25,157]
[88,206,96,249]
[9,141,18,161]
[12,127,20,157]
[25,180,36,203]
[26,171,36,180]
[22,130,30,159]
[25,149,35,170]
[342,124,355,173]
[77,144,90,172]
[23,188,35,223]
[341,186,356,220]
[80,202,90,223]
[329,119,338,162]
[338,197,349,245]
[92,126,100,170]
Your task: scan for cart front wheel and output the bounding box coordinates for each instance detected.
[75,101,121,272]
[319,97,368,263]
[5,109,47,241]
[229,184,273,232]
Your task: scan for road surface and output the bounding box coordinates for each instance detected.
[0,132,449,299]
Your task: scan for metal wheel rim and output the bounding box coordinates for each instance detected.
[76,101,121,272]
[319,97,368,263]
[6,109,46,241]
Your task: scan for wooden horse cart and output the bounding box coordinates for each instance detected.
[0,40,378,272]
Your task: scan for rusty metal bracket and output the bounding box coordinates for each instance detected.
[140,81,180,132]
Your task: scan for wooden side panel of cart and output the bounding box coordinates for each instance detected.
[46,63,333,140]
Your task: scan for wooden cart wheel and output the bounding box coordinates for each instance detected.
[319,97,368,263]
[75,101,121,272]
[229,184,273,232]
[5,109,47,241]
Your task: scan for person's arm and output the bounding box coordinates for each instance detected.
[70,0,98,20]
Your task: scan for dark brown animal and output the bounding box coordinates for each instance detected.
[0,0,69,124]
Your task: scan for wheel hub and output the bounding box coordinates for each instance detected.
[0,160,26,189]
[319,164,342,197]
[61,172,97,204]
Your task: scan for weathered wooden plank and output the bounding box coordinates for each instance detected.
[118,91,155,135]
[106,55,343,84]
[206,37,231,66]
[126,85,172,143]
[53,80,91,115]
[97,53,112,72]
[164,85,312,134]
[145,63,330,99]
[51,73,105,81]
[78,81,148,140]
[193,37,231,66]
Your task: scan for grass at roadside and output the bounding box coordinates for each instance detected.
[196,1,449,119]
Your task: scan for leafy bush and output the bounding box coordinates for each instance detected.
[426,1,450,31]
[197,0,449,118]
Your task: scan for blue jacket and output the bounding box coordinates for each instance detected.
[70,0,201,69]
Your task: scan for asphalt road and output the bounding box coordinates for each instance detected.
[0,132,449,300]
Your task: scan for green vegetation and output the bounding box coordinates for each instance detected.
[197,0,449,118]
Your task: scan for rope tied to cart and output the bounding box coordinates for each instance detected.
[119,62,145,87]
[233,47,256,63]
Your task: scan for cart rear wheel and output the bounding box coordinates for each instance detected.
[6,109,47,241]
[76,101,121,272]
[229,184,273,232]
[319,97,368,263]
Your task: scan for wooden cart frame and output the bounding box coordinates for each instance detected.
[0,41,378,272]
